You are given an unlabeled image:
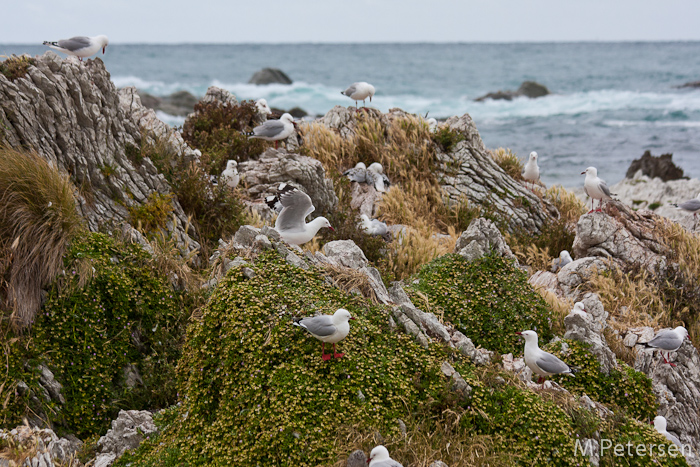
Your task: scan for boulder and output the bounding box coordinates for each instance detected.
[95,409,157,466]
[248,68,292,85]
[199,85,238,107]
[238,148,338,215]
[474,81,550,101]
[0,425,83,467]
[625,151,686,182]
[454,218,516,263]
[675,80,700,89]
[136,89,199,117]
[563,293,616,374]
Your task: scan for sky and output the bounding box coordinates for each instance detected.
[2,0,700,43]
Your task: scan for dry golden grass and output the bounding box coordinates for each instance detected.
[321,264,381,305]
[534,288,573,336]
[0,146,84,329]
[544,185,586,224]
[489,148,523,181]
[385,224,457,281]
[506,239,553,273]
[603,328,638,367]
[656,218,700,286]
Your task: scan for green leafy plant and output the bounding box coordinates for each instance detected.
[0,55,35,81]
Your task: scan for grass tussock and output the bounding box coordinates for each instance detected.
[0,55,35,82]
[534,288,573,336]
[604,328,638,367]
[489,148,523,181]
[544,185,587,224]
[322,263,380,304]
[0,146,84,329]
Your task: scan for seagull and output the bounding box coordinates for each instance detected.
[359,214,388,236]
[368,446,403,467]
[255,98,272,118]
[551,250,573,272]
[581,166,615,213]
[517,330,574,387]
[341,82,375,109]
[246,113,296,150]
[653,416,683,448]
[427,117,438,133]
[292,308,355,361]
[570,302,587,315]
[522,151,540,190]
[221,160,239,189]
[367,162,391,192]
[644,326,688,367]
[343,162,368,182]
[672,193,700,219]
[43,35,109,61]
[265,183,334,245]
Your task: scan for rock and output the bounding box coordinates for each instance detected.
[96,409,157,465]
[253,234,273,252]
[577,438,600,466]
[556,257,610,299]
[322,240,369,269]
[440,361,472,396]
[676,80,700,89]
[347,449,367,467]
[350,182,383,217]
[233,225,261,248]
[122,363,144,388]
[37,364,65,404]
[0,425,83,467]
[474,81,550,101]
[199,86,238,107]
[625,151,686,182]
[248,68,293,85]
[563,293,616,374]
[287,107,308,118]
[238,148,337,215]
[454,218,516,263]
[136,89,199,117]
[623,332,639,347]
[429,461,450,467]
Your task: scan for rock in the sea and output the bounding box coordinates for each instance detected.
[95,409,157,466]
[248,68,293,85]
[625,150,686,182]
[474,80,550,101]
[136,89,199,117]
[675,80,700,89]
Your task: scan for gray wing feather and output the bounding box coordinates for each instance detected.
[276,189,314,232]
[252,119,285,138]
[343,83,358,97]
[647,329,682,351]
[583,185,590,198]
[598,180,613,197]
[664,431,683,448]
[679,199,700,212]
[536,352,571,374]
[344,167,368,183]
[300,315,336,337]
[57,36,92,52]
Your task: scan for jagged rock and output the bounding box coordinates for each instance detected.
[563,293,616,374]
[635,340,700,457]
[347,449,367,467]
[625,151,686,182]
[350,182,382,217]
[199,85,239,107]
[322,240,368,269]
[248,68,293,85]
[440,361,472,395]
[122,363,144,388]
[454,218,516,263]
[501,353,533,383]
[0,425,83,467]
[438,114,557,233]
[37,364,65,404]
[572,202,669,275]
[474,81,550,101]
[233,225,261,248]
[238,148,337,215]
[677,80,700,89]
[95,409,157,466]
[136,89,198,117]
[0,53,198,253]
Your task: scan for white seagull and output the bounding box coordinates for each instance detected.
[644,326,688,367]
[368,445,404,467]
[221,160,239,189]
[43,35,109,61]
[673,193,700,219]
[427,117,438,133]
[293,308,354,360]
[653,416,683,448]
[522,151,540,190]
[247,113,296,149]
[265,183,334,245]
[581,166,615,213]
[551,250,573,272]
[341,82,375,109]
[570,302,587,315]
[255,98,272,118]
[367,162,391,192]
[359,214,388,236]
[517,330,574,387]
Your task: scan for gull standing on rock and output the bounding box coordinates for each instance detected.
[368,446,403,467]
[551,250,573,272]
[292,308,355,361]
[43,35,109,61]
[221,160,239,189]
[644,326,688,367]
[522,151,540,190]
[341,82,375,109]
[653,416,684,448]
[265,183,334,245]
[517,330,575,387]
[246,113,296,150]
[581,166,615,213]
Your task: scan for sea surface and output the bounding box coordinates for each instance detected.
[3,42,700,187]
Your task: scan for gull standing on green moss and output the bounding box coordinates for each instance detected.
[517,330,575,387]
[644,326,688,367]
[42,35,109,61]
[292,308,355,361]
[368,445,403,467]
[246,113,296,149]
[265,183,334,245]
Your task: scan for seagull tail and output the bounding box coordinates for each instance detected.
[291,316,304,327]
[244,131,255,138]
[43,41,59,47]
[568,366,580,376]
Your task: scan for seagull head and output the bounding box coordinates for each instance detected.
[367,84,376,102]
[368,445,390,464]
[675,326,689,340]
[573,302,587,313]
[529,151,538,161]
[516,330,538,343]
[318,216,334,232]
[97,35,109,54]
[255,98,272,115]
[333,308,354,323]
[581,166,597,177]
[654,416,667,431]
[226,160,237,170]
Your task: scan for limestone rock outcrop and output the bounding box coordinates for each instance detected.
[563,293,616,374]
[454,217,516,263]
[94,409,157,467]
[625,151,686,182]
[0,425,83,467]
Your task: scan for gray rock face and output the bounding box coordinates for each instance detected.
[438,114,557,233]
[454,218,516,262]
[0,52,198,252]
[37,364,65,404]
[0,425,83,467]
[95,409,157,466]
[248,68,292,85]
[199,85,239,107]
[322,240,369,269]
[563,293,616,374]
[238,148,337,215]
[625,151,686,182]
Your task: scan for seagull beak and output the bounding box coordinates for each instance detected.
[328,226,335,232]
[515,332,522,335]
[350,317,356,320]
[103,46,106,54]
[580,170,586,175]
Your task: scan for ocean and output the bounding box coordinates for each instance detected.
[3,42,700,187]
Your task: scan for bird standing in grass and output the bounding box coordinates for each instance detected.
[517,330,575,387]
[368,446,403,467]
[43,35,109,61]
[293,308,354,361]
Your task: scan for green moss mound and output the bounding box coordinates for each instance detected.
[409,253,554,354]
[4,232,188,436]
[546,340,657,420]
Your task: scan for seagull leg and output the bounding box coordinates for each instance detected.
[274,141,279,150]
[333,343,344,359]
[666,352,677,367]
[321,342,331,361]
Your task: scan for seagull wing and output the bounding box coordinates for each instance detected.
[342,83,358,97]
[679,199,700,212]
[276,186,314,232]
[598,179,613,198]
[56,36,92,52]
[299,315,336,337]
[646,329,683,351]
[536,351,571,375]
[252,119,286,139]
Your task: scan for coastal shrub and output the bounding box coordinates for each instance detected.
[489,148,523,181]
[26,232,188,436]
[545,340,656,420]
[128,192,174,235]
[0,55,35,81]
[409,253,554,354]
[0,146,84,328]
[431,126,465,153]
